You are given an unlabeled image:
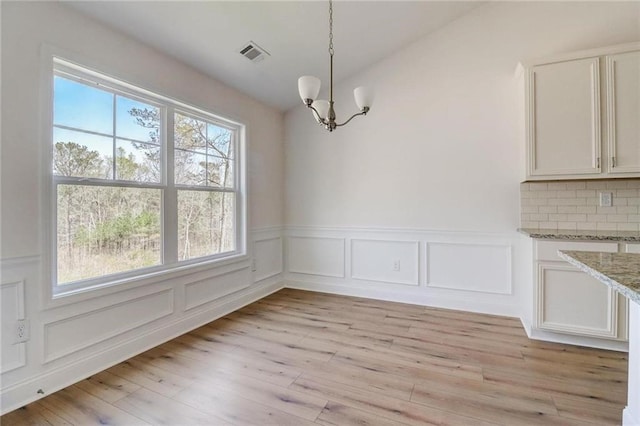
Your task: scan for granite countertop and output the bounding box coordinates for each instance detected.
[558,250,640,304]
[518,228,640,242]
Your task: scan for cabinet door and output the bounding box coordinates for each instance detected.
[606,51,640,174]
[536,261,619,339]
[528,58,601,177]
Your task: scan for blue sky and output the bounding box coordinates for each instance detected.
[54,76,162,171]
[54,76,158,144]
[53,76,233,176]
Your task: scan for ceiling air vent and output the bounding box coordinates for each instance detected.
[239,41,270,63]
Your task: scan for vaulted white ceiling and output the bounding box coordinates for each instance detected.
[64,1,484,111]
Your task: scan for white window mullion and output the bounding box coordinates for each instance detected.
[234,128,245,254]
[164,107,178,264]
[52,181,60,289]
[112,93,117,180]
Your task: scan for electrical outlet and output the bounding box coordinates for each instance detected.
[251,258,257,272]
[392,259,401,272]
[599,192,613,207]
[14,319,29,344]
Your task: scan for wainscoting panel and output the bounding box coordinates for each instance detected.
[626,243,640,254]
[254,237,283,283]
[287,236,345,278]
[351,239,419,285]
[184,266,251,311]
[44,289,174,363]
[426,242,512,294]
[284,227,522,318]
[1,280,26,373]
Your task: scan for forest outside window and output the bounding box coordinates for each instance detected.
[52,59,244,292]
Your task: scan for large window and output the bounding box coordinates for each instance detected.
[51,59,244,292]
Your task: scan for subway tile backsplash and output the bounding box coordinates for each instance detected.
[520,179,640,231]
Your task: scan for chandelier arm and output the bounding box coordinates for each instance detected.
[306,104,328,126]
[335,109,369,128]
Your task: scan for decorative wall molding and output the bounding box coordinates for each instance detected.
[43,253,251,310]
[0,280,25,319]
[253,236,283,283]
[43,288,175,363]
[350,239,419,286]
[0,255,41,269]
[426,242,512,294]
[1,256,39,378]
[287,236,346,278]
[250,225,285,235]
[627,244,640,254]
[283,226,520,318]
[286,224,516,238]
[184,266,251,311]
[1,280,26,373]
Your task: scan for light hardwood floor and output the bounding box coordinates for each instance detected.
[2,288,628,425]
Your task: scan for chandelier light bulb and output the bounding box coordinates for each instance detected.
[353,86,374,111]
[298,76,321,104]
[312,100,330,122]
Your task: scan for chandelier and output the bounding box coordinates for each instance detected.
[297,0,374,132]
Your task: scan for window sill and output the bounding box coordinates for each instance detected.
[45,253,250,309]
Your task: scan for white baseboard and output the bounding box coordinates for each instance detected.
[0,279,283,415]
[624,407,640,426]
[520,316,533,338]
[528,326,629,352]
[284,280,521,319]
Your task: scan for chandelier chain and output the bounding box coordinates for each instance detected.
[298,0,370,132]
[328,0,334,57]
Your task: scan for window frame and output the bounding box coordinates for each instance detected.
[48,57,247,298]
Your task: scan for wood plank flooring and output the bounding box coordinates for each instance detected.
[2,289,628,425]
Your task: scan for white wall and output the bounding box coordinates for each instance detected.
[283,2,639,317]
[0,1,284,413]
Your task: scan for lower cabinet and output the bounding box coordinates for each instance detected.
[534,240,628,342]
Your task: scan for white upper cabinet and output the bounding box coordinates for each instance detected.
[523,43,640,180]
[528,58,601,177]
[606,51,640,175]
